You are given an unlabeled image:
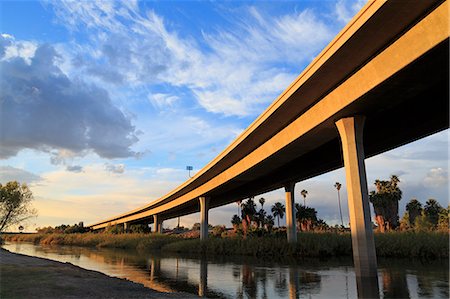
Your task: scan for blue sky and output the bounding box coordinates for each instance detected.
[0,0,448,231]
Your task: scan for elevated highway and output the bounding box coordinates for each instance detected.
[90,0,448,231]
[89,1,448,296]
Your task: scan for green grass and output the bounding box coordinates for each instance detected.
[2,231,448,259]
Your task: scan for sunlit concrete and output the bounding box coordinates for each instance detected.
[336,116,379,298]
[153,215,162,234]
[199,197,209,241]
[284,183,297,243]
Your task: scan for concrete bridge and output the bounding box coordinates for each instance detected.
[89,0,449,297]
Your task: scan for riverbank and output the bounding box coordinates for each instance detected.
[0,248,197,299]
[3,231,448,259]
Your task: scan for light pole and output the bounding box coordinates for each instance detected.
[334,182,344,227]
[177,166,194,228]
[186,166,193,178]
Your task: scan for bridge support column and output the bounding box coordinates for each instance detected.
[199,196,210,240]
[152,215,162,234]
[336,116,379,298]
[123,222,128,233]
[284,182,297,243]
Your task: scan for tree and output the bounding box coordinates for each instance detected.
[256,197,267,229]
[334,182,344,227]
[424,199,442,227]
[264,215,275,232]
[259,197,265,209]
[369,175,402,232]
[241,198,257,237]
[256,209,267,229]
[399,212,411,231]
[300,189,308,206]
[437,205,449,231]
[405,198,422,227]
[0,181,37,233]
[315,219,329,231]
[212,225,226,237]
[231,214,241,232]
[236,200,242,216]
[271,202,285,227]
[295,203,317,232]
[414,211,433,232]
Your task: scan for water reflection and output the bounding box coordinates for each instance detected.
[3,242,448,299]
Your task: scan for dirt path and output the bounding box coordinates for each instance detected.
[0,248,198,299]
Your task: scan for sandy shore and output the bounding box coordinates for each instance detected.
[0,248,197,299]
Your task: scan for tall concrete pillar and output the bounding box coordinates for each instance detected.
[153,214,162,234]
[284,182,297,243]
[123,222,128,233]
[199,196,210,240]
[336,116,379,298]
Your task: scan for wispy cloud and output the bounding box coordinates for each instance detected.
[0,166,42,184]
[148,93,179,110]
[335,0,367,23]
[66,165,83,173]
[46,1,337,116]
[105,163,125,174]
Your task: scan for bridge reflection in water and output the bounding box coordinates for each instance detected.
[4,243,449,299]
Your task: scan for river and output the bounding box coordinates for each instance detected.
[2,242,448,298]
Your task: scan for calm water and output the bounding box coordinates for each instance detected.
[3,242,448,299]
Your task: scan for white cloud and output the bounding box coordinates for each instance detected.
[335,0,367,23]
[423,168,448,188]
[149,93,179,109]
[1,34,37,64]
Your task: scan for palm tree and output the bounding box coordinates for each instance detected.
[295,203,317,231]
[236,200,242,216]
[257,197,266,228]
[424,199,443,227]
[231,214,241,232]
[241,198,257,235]
[264,215,275,232]
[301,189,308,206]
[405,198,422,227]
[259,197,265,209]
[334,182,344,227]
[369,175,402,232]
[271,202,285,227]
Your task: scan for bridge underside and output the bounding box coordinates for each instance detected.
[132,39,448,224]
